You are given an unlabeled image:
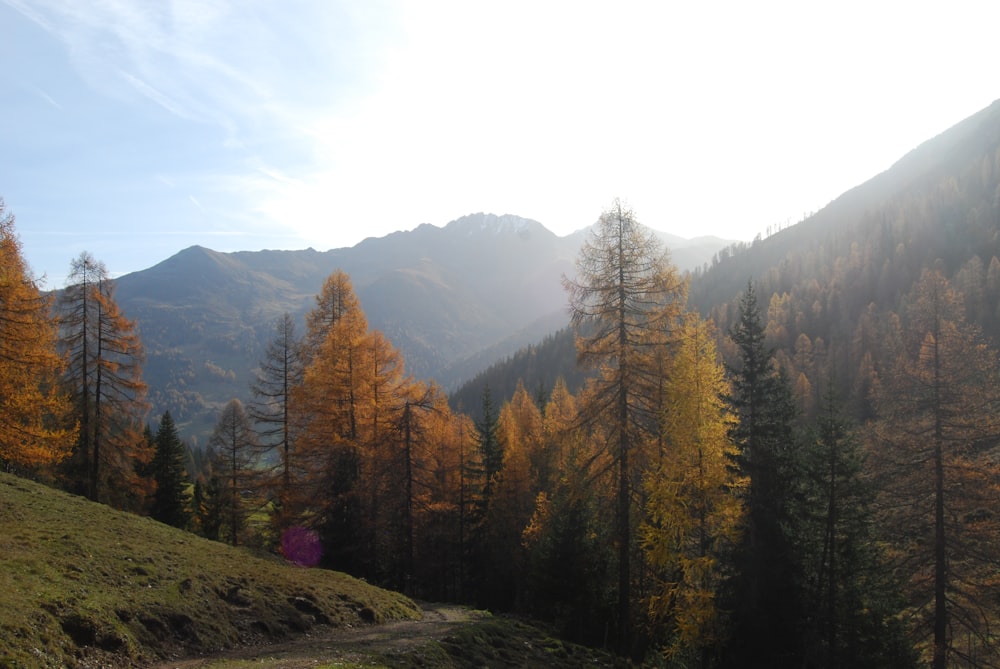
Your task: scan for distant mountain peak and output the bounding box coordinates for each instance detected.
[445,212,544,236]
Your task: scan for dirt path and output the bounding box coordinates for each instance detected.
[152,602,482,668]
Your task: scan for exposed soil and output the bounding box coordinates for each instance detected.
[150,602,484,668]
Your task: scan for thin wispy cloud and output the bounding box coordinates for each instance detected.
[117,69,192,120]
[33,86,62,109]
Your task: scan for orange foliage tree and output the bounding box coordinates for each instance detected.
[872,269,1000,667]
[0,200,75,470]
[563,199,687,650]
[291,270,471,594]
[292,270,372,572]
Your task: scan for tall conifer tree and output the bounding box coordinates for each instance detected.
[208,399,260,546]
[642,314,744,665]
[873,269,1000,667]
[723,281,807,667]
[249,313,302,508]
[801,384,915,668]
[563,199,686,652]
[59,252,149,504]
[474,385,502,498]
[150,411,189,528]
[294,271,371,573]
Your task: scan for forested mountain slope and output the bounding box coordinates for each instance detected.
[449,325,583,419]
[454,98,1000,420]
[690,98,1000,313]
[692,97,1000,417]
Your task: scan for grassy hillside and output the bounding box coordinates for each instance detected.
[0,472,420,668]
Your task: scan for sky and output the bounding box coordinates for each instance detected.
[2,1,999,287]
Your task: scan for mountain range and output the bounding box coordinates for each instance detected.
[113,213,731,443]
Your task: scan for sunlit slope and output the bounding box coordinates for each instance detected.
[0,473,420,667]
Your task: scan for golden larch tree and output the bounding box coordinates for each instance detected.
[642,314,744,664]
[0,200,75,469]
[562,199,687,649]
[292,270,371,572]
[360,327,411,580]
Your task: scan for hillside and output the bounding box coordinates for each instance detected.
[0,472,625,668]
[688,98,1000,413]
[689,98,1000,315]
[452,98,1000,418]
[110,214,729,442]
[0,471,420,667]
[449,326,583,420]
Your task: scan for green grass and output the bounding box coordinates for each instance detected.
[0,472,420,668]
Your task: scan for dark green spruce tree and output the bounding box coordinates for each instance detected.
[198,473,225,541]
[190,476,207,535]
[149,411,190,528]
[468,384,504,607]
[475,384,502,498]
[799,384,915,668]
[722,282,807,667]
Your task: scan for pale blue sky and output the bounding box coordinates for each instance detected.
[2,0,998,286]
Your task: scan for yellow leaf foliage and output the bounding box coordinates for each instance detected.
[642,314,745,656]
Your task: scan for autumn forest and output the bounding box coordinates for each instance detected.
[7,104,1000,668]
